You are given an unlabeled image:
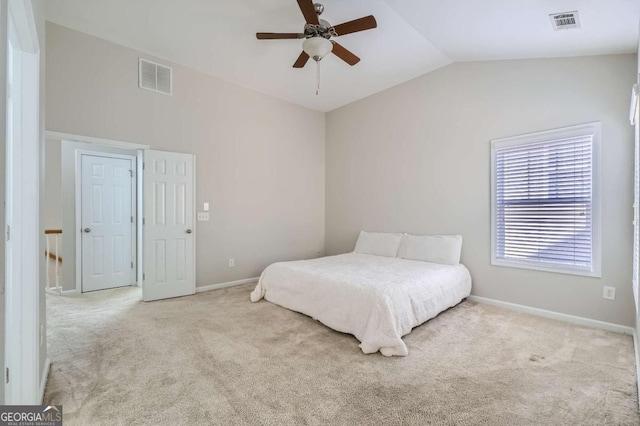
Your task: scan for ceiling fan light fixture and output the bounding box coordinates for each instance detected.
[302,36,332,61]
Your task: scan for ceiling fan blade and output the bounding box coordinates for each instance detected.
[332,15,377,36]
[297,0,319,25]
[293,51,310,68]
[331,42,360,66]
[256,32,303,40]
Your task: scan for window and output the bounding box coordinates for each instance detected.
[491,123,601,276]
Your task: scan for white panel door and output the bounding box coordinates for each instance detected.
[81,155,134,292]
[143,150,195,301]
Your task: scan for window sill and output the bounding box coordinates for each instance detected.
[491,258,601,278]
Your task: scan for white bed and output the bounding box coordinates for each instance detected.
[250,252,472,356]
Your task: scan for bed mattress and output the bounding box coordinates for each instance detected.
[250,253,472,356]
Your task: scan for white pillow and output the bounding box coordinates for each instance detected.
[398,234,463,265]
[354,231,404,258]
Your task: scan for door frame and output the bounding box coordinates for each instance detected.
[75,151,138,293]
[45,131,148,294]
[5,0,40,404]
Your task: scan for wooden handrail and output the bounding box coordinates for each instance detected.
[44,251,62,263]
[45,229,62,234]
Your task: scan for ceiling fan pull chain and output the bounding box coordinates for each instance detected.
[316,60,320,95]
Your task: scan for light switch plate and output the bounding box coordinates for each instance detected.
[203,202,209,212]
[197,212,209,221]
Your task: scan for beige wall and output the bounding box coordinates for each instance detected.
[326,55,637,326]
[46,23,325,290]
[43,139,61,230]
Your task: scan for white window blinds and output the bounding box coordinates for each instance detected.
[492,124,600,276]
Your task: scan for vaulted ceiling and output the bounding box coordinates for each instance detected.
[46,0,639,112]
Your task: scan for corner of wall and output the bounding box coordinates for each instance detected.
[33,0,48,397]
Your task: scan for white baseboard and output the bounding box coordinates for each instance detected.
[40,358,50,404]
[60,289,78,295]
[196,277,259,294]
[468,295,634,335]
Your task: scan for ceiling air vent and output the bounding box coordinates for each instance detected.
[549,11,581,31]
[138,58,172,95]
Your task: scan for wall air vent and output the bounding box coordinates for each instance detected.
[138,58,172,95]
[549,11,581,31]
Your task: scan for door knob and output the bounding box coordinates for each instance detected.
[186,229,192,234]
[83,228,91,233]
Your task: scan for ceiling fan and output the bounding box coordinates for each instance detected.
[256,0,377,68]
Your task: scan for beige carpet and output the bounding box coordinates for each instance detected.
[44,284,639,425]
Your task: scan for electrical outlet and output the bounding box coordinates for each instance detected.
[228,258,235,268]
[603,286,616,300]
[197,212,209,221]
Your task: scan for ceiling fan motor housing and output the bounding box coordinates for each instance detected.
[304,20,335,39]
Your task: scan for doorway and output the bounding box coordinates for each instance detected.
[44,133,197,300]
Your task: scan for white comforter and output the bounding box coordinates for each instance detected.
[250,253,472,356]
